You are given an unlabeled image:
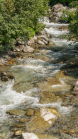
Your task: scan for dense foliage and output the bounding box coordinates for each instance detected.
[61,1,78,38]
[0,0,49,50]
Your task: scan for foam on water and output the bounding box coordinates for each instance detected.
[0,81,30,122]
[50,38,75,47]
[32,102,72,115]
[44,28,69,37]
[44,22,69,28]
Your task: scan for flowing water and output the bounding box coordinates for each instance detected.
[0,18,78,139]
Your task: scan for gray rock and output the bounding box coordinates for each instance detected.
[42,39,48,45]
[27,38,35,46]
[49,3,67,23]
[14,48,20,52]
[36,40,45,45]
[22,46,34,53]
[49,12,63,23]
[52,3,64,12]
[37,35,49,42]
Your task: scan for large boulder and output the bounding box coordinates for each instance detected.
[52,3,64,12]
[49,3,67,23]
[26,107,59,133]
[49,12,63,23]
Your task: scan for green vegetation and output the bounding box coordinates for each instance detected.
[61,1,78,39]
[0,0,49,50]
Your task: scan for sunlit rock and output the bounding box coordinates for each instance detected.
[22,133,59,139]
[22,46,34,53]
[14,130,24,136]
[22,133,39,139]
[26,107,59,132]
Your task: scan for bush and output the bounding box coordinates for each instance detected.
[0,0,49,50]
[61,1,78,38]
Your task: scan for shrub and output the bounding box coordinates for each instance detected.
[0,0,49,50]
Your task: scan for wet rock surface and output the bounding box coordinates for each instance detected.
[25,108,35,116]
[6,109,26,116]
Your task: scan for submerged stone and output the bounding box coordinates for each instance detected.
[6,109,26,116]
[55,71,70,79]
[15,123,26,128]
[13,83,34,93]
[40,91,61,103]
[60,132,74,139]
[35,55,50,62]
[19,118,29,123]
[37,76,71,92]
[25,108,34,116]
